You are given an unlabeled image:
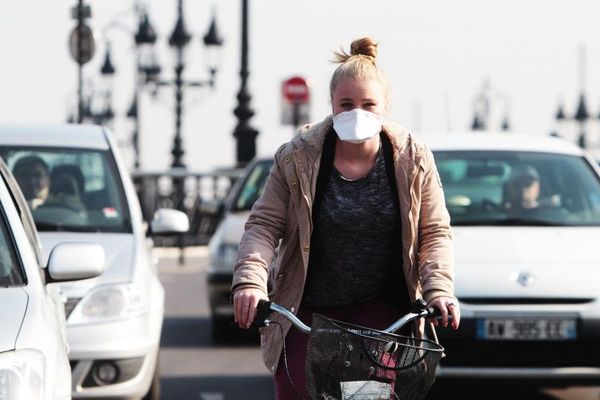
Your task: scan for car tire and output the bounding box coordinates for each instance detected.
[142,357,161,400]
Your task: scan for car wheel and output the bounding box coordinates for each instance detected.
[142,357,161,400]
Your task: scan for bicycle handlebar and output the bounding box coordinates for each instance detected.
[251,298,451,334]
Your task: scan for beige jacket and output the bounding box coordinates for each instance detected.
[232,116,455,373]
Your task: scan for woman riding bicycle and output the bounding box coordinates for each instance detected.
[232,36,461,399]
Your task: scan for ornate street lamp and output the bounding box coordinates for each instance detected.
[135,12,160,80]
[149,0,223,213]
[554,94,591,148]
[164,0,222,170]
[99,45,116,123]
[232,0,259,167]
[469,78,511,132]
[574,94,590,148]
[78,45,115,126]
[554,45,592,148]
[68,0,95,123]
[128,9,159,170]
[203,14,224,86]
[471,112,484,131]
[168,1,192,171]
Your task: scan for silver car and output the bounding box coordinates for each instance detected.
[0,124,188,399]
[0,157,103,400]
[207,158,273,339]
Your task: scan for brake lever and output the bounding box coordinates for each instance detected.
[250,299,272,328]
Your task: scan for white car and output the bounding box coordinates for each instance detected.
[422,132,600,389]
[207,158,273,339]
[0,157,104,400]
[0,124,189,399]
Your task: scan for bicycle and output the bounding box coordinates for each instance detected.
[252,299,447,400]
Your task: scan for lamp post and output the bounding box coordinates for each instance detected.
[129,9,159,170]
[554,45,593,148]
[98,45,116,124]
[69,3,159,164]
[133,0,223,221]
[68,0,95,123]
[469,78,511,132]
[555,95,590,148]
[145,0,222,262]
[163,0,222,172]
[74,45,114,126]
[574,94,590,148]
[232,0,259,168]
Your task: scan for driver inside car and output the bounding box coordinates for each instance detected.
[503,165,563,217]
[12,155,51,210]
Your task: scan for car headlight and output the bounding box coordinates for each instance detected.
[0,349,44,400]
[68,283,146,325]
[212,243,239,271]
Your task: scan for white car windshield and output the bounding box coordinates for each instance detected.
[435,150,600,226]
[0,147,131,233]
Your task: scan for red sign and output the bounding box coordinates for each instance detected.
[282,76,310,103]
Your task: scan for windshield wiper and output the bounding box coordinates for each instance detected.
[34,221,99,232]
[35,221,129,233]
[452,218,574,227]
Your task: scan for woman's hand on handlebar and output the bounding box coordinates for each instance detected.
[233,287,268,329]
[428,296,461,330]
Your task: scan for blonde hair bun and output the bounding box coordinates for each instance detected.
[334,37,378,63]
[351,37,378,58]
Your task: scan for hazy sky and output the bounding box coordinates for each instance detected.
[2,0,600,171]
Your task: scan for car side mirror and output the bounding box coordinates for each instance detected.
[47,243,105,282]
[150,208,190,235]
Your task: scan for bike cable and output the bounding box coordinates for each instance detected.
[271,320,307,400]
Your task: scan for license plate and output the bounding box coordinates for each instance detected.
[340,381,392,400]
[477,318,577,340]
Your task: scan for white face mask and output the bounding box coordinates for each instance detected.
[332,109,382,143]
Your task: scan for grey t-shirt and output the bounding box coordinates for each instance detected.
[302,148,402,308]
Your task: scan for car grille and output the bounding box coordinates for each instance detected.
[64,297,81,318]
[441,340,600,368]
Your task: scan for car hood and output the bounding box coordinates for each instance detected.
[39,232,134,297]
[0,288,28,352]
[453,227,600,299]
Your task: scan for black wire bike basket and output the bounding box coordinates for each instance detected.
[306,314,444,400]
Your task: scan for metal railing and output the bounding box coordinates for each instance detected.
[132,167,244,247]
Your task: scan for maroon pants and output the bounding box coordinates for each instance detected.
[273,296,409,400]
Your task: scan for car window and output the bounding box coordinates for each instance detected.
[435,150,600,226]
[230,160,273,211]
[0,147,132,233]
[0,205,25,286]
